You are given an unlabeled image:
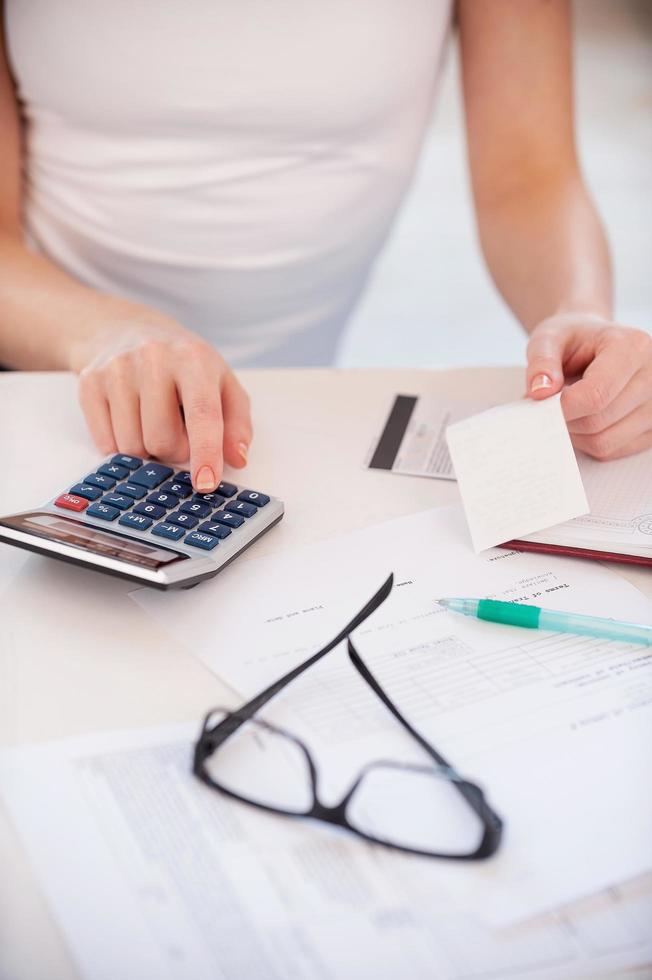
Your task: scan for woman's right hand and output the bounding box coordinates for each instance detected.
[70,316,252,493]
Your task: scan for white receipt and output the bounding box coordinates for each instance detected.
[1,725,651,980]
[445,395,589,552]
[133,505,652,925]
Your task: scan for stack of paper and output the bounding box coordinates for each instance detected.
[2,505,651,978]
[2,722,650,980]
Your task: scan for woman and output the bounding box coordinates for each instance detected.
[0,1,650,493]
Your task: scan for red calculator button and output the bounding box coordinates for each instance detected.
[54,493,89,512]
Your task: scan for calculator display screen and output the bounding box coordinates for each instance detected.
[1,513,188,570]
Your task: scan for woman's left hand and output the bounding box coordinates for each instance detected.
[525,312,652,461]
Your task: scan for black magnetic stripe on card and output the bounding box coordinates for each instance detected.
[368,395,418,470]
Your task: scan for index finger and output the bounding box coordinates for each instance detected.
[561,341,638,423]
[177,366,224,493]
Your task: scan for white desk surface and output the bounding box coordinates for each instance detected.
[1,368,650,980]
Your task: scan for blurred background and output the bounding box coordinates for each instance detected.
[339,0,652,369]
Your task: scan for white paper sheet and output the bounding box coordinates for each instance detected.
[445,396,588,552]
[1,724,651,980]
[133,505,652,924]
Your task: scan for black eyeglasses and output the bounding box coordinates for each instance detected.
[193,574,503,861]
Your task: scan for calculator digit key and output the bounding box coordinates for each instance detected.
[86,502,120,521]
[111,454,142,470]
[102,493,132,510]
[160,481,192,499]
[192,492,226,508]
[133,502,166,519]
[197,521,232,539]
[129,463,174,489]
[84,472,116,490]
[217,481,238,498]
[167,511,199,529]
[237,490,270,507]
[118,512,153,531]
[185,531,220,551]
[69,483,103,501]
[147,492,180,509]
[225,500,257,518]
[116,483,147,500]
[211,510,244,528]
[54,493,88,512]
[180,500,211,518]
[151,522,186,542]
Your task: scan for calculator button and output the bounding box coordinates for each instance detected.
[102,493,132,511]
[86,502,120,521]
[133,502,166,519]
[180,500,211,519]
[174,471,193,486]
[217,481,238,498]
[111,454,142,470]
[192,492,226,508]
[147,491,179,509]
[118,512,153,531]
[225,500,257,518]
[69,483,103,501]
[84,472,116,490]
[151,522,186,542]
[238,490,270,507]
[116,482,147,500]
[54,493,88,512]
[211,510,244,529]
[129,463,174,489]
[197,521,232,539]
[167,511,199,529]
[185,531,220,551]
[160,480,192,499]
[98,462,129,480]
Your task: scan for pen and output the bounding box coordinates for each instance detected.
[437,597,652,646]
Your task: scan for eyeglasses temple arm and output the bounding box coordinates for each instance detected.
[346,636,456,773]
[208,573,395,733]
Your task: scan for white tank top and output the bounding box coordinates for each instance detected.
[6,1,451,366]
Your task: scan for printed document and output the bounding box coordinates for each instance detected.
[133,505,652,924]
[446,396,588,551]
[1,724,651,980]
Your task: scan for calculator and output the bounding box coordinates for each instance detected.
[0,454,284,589]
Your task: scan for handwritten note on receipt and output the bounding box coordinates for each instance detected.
[446,394,588,552]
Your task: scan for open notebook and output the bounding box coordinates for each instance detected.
[505,447,652,566]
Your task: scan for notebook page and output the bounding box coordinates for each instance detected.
[523,446,652,553]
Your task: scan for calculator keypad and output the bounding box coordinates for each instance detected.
[56,459,274,557]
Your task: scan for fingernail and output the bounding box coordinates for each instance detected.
[237,442,248,464]
[531,373,553,393]
[195,465,216,492]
